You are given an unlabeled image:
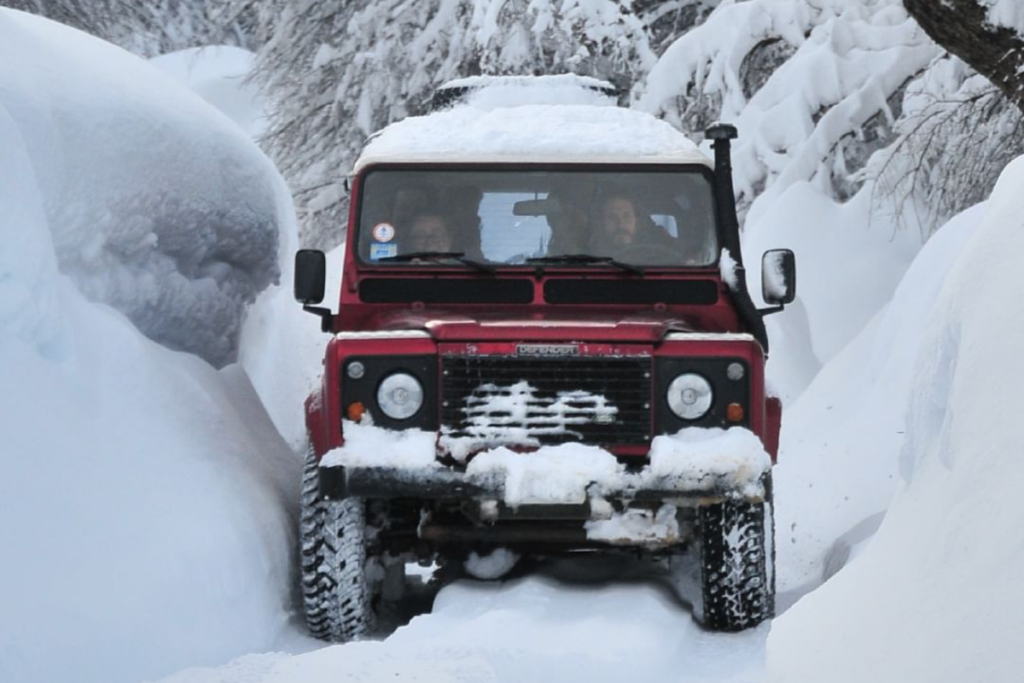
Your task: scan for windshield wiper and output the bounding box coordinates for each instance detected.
[526,254,644,276]
[378,251,496,275]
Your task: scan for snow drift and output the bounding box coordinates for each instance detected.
[0,14,303,683]
[767,156,1024,681]
[0,9,286,367]
[766,199,979,591]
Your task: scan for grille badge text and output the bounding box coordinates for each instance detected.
[515,344,580,357]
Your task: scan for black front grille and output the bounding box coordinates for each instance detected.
[440,355,652,451]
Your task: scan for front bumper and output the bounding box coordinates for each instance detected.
[319,462,768,506]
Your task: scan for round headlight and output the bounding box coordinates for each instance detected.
[667,373,713,420]
[377,372,424,420]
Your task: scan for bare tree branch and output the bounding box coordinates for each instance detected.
[904,0,1024,114]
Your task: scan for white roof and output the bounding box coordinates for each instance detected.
[440,73,616,92]
[354,103,711,173]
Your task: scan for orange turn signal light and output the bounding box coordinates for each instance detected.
[726,403,745,423]
[347,401,366,422]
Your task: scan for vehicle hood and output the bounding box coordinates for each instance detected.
[369,310,696,343]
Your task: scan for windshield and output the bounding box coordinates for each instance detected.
[356,168,719,268]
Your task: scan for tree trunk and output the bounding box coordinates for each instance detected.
[904,0,1024,115]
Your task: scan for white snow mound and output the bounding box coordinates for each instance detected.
[0,14,302,683]
[0,9,288,366]
[767,155,1024,682]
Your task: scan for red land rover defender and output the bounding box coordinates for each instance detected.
[294,80,795,642]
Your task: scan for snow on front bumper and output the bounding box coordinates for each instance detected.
[319,420,771,508]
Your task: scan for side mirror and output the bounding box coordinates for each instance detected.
[294,249,326,305]
[761,249,796,306]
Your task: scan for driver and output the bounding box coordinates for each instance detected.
[589,191,678,261]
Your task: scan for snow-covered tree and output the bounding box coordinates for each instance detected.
[636,1,940,220]
[887,83,1022,230]
[1,0,140,44]
[637,0,1024,235]
[249,0,658,249]
[876,1,1024,230]
[634,1,720,63]
[1,0,255,55]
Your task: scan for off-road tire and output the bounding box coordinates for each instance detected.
[696,486,775,632]
[300,444,376,642]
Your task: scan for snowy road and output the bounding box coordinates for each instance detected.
[157,556,773,683]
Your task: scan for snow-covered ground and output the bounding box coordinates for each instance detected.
[6,6,1024,683]
[157,567,768,683]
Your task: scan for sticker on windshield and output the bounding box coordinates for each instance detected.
[370,243,398,260]
[372,222,396,243]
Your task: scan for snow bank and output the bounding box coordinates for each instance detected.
[239,243,344,450]
[0,288,303,683]
[769,202,978,591]
[146,43,317,447]
[357,103,710,170]
[0,14,304,683]
[0,9,287,367]
[0,97,61,349]
[767,156,1024,681]
[742,183,922,370]
[0,184,302,683]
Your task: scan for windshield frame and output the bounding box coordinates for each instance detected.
[351,162,723,272]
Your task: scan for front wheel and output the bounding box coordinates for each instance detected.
[300,445,376,642]
[695,487,775,632]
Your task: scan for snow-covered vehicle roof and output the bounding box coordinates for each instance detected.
[356,74,710,173]
[430,73,620,111]
[440,73,618,93]
[355,103,712,172]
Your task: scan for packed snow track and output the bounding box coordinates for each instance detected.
[157,554,772,683]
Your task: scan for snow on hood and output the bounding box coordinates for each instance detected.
[0,9,288,367]
[355,104,711,172]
